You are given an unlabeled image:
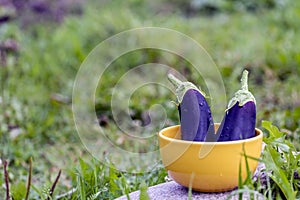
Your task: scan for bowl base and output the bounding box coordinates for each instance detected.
[168,170,238,193]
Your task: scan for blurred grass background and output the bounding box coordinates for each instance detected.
[1,0,300,199]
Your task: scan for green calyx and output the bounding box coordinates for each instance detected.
[227,70,256,110]
[168,74,206,103]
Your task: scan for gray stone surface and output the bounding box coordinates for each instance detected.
[115,163,266,200]
[115,181,234,200]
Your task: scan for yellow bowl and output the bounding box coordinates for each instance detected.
[158,124,263,192]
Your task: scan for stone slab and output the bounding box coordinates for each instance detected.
[115,181,234,200]
[115,163,265,200]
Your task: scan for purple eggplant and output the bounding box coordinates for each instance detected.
[217,70,256,141]
[168,74,215,141]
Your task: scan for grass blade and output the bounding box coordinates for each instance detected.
[238,158,244,200]
[188,172,195,200]
[47,169,62,200]
[4,160,10,200]
[139,181,150,200]
[263,146,297,199]
[25,157,33,200]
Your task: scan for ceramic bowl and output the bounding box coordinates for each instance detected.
[158,124,263,192]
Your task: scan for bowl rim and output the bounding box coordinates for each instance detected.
[159,124,263,146]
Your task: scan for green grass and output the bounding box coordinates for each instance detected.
[231,121,300,199]
[1,0,300,199]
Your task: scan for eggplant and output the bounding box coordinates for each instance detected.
[217,70,256,141]
[168,74,215,141]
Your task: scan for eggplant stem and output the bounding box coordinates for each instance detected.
[226,69,255,110]
[168,74,182,87]
[241,70,249,91]
[167,73,204,103]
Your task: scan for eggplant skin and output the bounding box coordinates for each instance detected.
[179,89,215,141]
[217,101,256,141]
